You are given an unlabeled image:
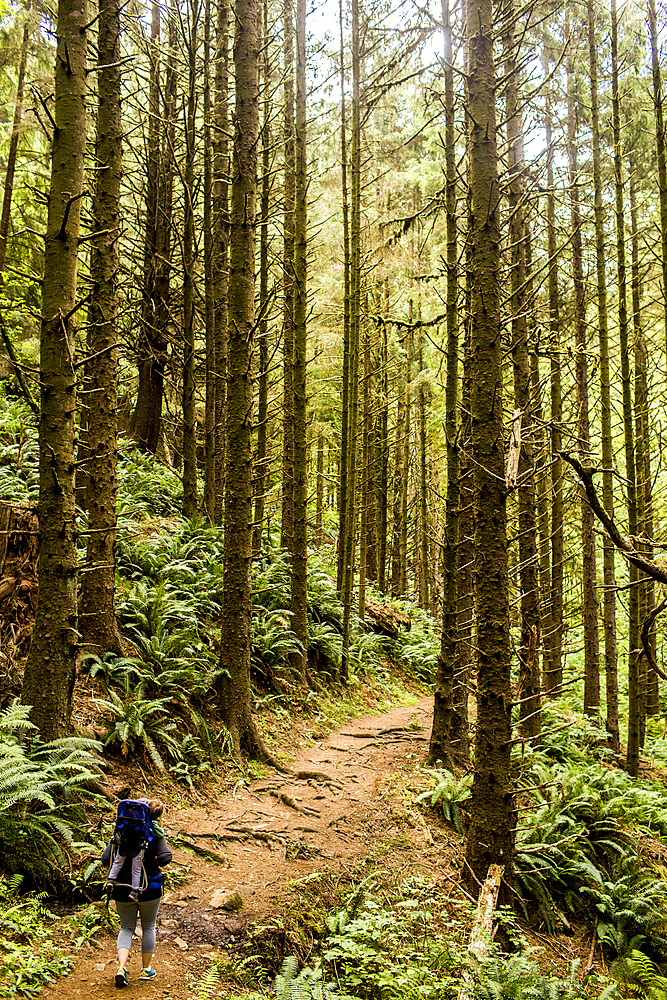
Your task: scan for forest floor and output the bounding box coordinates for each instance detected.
[39,694,592,1000]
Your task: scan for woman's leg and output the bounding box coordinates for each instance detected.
[138,897,162,967]
[115,900,139,964]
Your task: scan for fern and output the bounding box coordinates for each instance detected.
[275,958,338,1000]
[192,963,223,1000]
[0,701,103,879]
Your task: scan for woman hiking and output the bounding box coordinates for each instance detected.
[101,797,172,987]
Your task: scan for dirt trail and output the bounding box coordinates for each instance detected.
[42,696,454,1000]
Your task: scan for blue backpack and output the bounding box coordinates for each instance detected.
[112,799,155,859]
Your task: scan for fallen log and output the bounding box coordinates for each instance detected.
[458,864,504,1000]
[468,864,503,961]
[364,600,411,639]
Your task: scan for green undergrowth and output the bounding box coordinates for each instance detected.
[84,475,437,780]
[203,868,615,1000]
[0,700,105,887]
[416,701,667,989]
[0,875,71,998]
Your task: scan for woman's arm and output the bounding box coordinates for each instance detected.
[153,836,173,868]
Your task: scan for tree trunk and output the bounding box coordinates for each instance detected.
[528,229,550,714]
[631,164,658,720]
[252,0,271,555]
[586,0,610,726]
[22,0,88,739]
[610,0,635,764]
[544,67,563,698]
[375,279,389,592]
[79,0,123,656]
[418,328,429,613]
[315,426,324,544]
[648,0,667,362]
[504,9,540,741]
[567,21,600,723]
[129,0,168,454]
[429,0,464,767]
[290,0,308,680]
[281,0,295,554]
[336,0,351,596]
[0,1,30,274]
[215,0,275,763]
[204,0,216,521]
[390,361,405,597]
[359,321,371,617]
[463,0,513,896]
[213,0,230,524]
[341,0,362,681]
[399,323,412,595]
[182,0,199,520]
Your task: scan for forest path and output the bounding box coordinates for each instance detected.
[41,694,455,1000]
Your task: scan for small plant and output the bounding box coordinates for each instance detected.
[274,957,339,1000]
[415,768,473,835]
[0,701,103,881]
[96,683,182,770]
[0,875,71,998]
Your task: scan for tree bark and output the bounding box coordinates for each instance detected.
[611,0,635,763]
[204,0,216,521]
[215,0,276,763]
[79,0,123,656]
[129,0,169,454]
[375,279,389,593]
[648,0,667,363]
[341,0,362,681]
[567,19,600,722]
[0,1,31,275]
[631,163,658,721]
[290,0,308,680]
[586,0,610,726]
[181,0,199,520]
[281,0,295,555]
[504,8,540,741]
[336,0,351,596]
[252,0,271,555]
[429,0,464,767]
[22,0,88,739]
[544,66,563,698]
[463,0,513,896]
[213,0,230,524]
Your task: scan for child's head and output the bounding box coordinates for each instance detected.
[137,797,164,820]
[148,798,164,821]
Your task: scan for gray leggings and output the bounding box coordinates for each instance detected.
[115,897,161,955]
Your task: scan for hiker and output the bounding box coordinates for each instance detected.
[102,798,172,988]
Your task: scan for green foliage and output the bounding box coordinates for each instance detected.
[321,877,462,1000]
[275,957,339,1000]
[581,859,667,959]
[96,682,181,770]
[0,875,71,998]
[0,384,38,503]
[614,950,667,1000]
[191,963,223,1000]
[0,701,102,881]
[116,447,182,520]
[471,956,613,1000]
[415,768,472,834]
[386,602,440,684]
[509,707,667,946]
